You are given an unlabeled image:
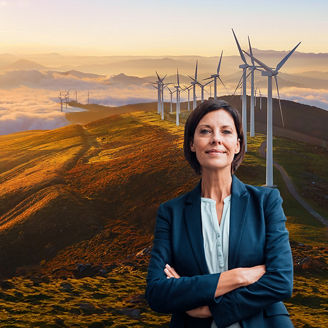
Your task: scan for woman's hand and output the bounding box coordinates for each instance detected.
[164,264,212,318]
[164,264,180,279]
[237,264,266,286]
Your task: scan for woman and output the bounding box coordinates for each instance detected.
[145,99,294,328]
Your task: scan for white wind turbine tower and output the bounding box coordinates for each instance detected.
[204,50,225,99]
[244,41,301,187]
[188,60,198,110]
[232,28,250,152]
[167,86,176,113]
[160,82,172,120]
[175,69,182,126]
[183,85,192,111]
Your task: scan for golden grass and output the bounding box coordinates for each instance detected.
[0,107,327,327]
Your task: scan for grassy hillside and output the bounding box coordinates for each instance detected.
[0,105,327,327]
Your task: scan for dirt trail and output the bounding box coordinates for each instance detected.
[258,141,328,226]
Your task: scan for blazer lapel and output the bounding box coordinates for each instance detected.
[184,180,210,275]
[183,174,250,274]
[228,174,250,269]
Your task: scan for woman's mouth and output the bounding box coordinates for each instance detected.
[205,149,227,154]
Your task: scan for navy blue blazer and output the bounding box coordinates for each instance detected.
[145,174,294,328]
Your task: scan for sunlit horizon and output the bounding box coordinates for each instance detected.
[0,0,327,56]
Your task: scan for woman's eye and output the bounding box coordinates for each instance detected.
[200,129,211,134]
[223,130,231,134]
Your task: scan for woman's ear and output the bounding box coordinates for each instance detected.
[190,140,195,152]
[235,138,241,154]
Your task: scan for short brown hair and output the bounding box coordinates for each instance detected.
[183,99,245,175]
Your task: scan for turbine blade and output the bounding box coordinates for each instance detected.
[243,50,274,74]
[188,75,197,83]
[218,76,228,94]
[177,68,180,86]
[156,71,160,81]
[203,76,213,80]
[217,50,223,74]
[274,75,285,128]
[275,41,301,72]
[248,36,255,66]
[232,28,248,64]
[233,74,243,95]
[245,69,252,80]
[195,60,198,80]
[218,76,226,88]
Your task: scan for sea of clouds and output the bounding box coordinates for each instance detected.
[0,69,326,136]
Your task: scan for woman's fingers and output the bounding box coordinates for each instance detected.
[164,264,181,279]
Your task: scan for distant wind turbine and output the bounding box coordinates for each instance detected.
[197,80,212,102]
[155,72,166,118]
[244,41,301,187]
[183,85,192,111]
[175,69,182,126]
[167,86,176,113]
[58,91,64,112]
[204,50,226,99]
[188,60,198,110]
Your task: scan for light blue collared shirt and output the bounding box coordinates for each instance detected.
[201,195,241,328]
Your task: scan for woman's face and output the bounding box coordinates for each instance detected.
[190,109,240,173]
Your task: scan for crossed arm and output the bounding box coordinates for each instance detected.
[164,263,266,318]
[145,188,293,327]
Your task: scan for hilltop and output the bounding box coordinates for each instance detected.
[0,102,327,327]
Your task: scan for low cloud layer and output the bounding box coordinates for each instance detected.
[278,87,328,110]
[0,71,327,136]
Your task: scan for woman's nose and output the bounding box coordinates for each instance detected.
[211,132,222,144]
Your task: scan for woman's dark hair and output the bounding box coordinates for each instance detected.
[183,99,245,175]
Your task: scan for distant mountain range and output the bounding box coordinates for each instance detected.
[1,50,328,76]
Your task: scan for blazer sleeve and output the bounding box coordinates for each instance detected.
[208,188,293,328]
[145,202,222,314]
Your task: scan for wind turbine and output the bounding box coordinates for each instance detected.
[183,85,192,111]
[204,50,225,99]
[175,69,182,126]
[58,91,64,112]
[188,60,198,110]
[167,86,176,113]
[155,72,166,117]
[232,28,250,152]
[65,90,69,109]
[197,80,212,102]
[244,41,301,187]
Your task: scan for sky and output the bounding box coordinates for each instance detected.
[0,0,327,56]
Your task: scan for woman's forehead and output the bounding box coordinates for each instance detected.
[198,110,235,127]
